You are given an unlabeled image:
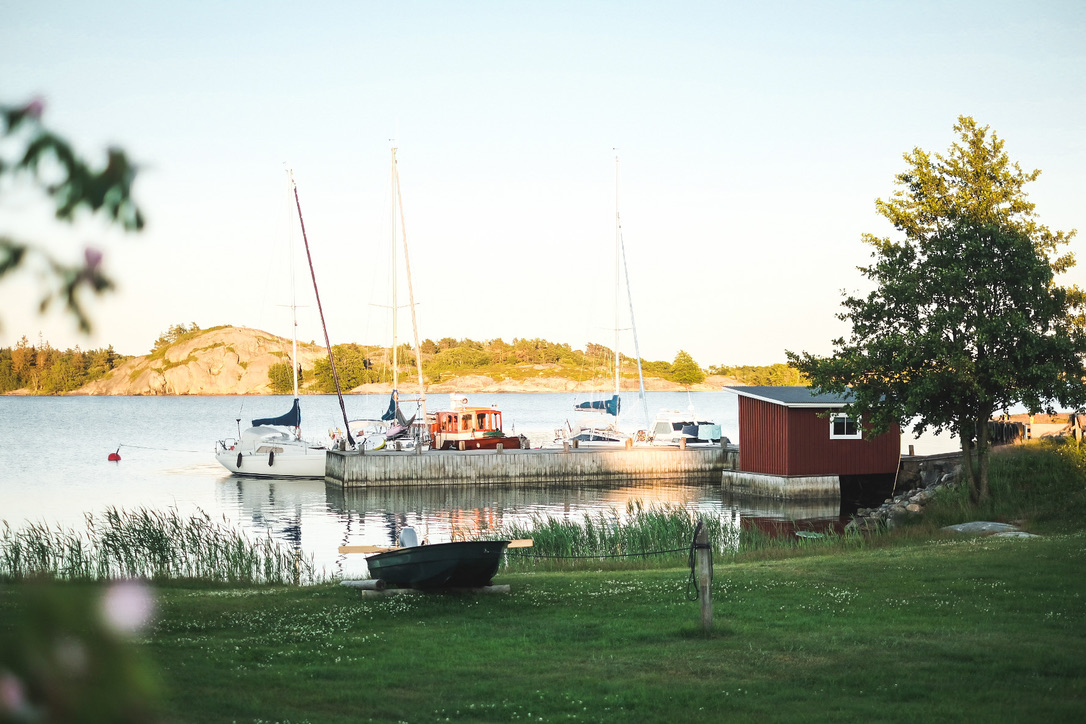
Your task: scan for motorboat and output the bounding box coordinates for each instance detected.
[429,395,526,450]
[647,409,724,447]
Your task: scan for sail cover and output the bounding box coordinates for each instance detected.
[252,398,301,428]
[381,391,410,426]
[575,394,621,417]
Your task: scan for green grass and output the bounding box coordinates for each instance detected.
[134,533,1086,721]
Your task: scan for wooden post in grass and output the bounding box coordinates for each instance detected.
[696,521,712,632]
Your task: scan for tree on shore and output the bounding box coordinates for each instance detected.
[788,116,1086,503]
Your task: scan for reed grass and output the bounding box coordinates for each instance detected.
[493,499,869,570]
[0,507,317,585]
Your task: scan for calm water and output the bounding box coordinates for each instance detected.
[0,391,955,576]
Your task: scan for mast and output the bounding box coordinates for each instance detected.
[287,175,299,403]
[615,154,648,429]
[390,148,399,406]
[392,149,428,428]
[288,169,355,448]
[614,155,621,399]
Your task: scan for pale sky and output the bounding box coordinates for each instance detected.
[2,0,1084,367]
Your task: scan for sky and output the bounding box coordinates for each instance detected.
[1,0,1084,368]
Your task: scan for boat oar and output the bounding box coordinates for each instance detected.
[339,539,533,555]
[338,545,397,554]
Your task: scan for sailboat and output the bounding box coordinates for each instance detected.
[215,170,369,477]
[348,147,429,451]
[556,156,649,448]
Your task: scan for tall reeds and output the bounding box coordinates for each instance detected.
[0,507,316,585]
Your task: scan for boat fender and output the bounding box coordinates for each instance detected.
[237,452,243,469]
[268,450,275,466]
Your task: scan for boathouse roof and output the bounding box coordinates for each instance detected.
[723,385,854,408]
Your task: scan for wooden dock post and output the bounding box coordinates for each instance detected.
[695,520,712,632]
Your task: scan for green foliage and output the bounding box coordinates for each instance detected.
[150,322,202,357]
[670,349,705,386]
[312,343,377,392]
[267,361,296,394]
[789,116,1086,502]
[0,336,127,394]
[710,362,808,386]
[0,581,163,722]
[0,98,144,333]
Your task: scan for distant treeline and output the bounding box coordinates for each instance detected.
[707,363,808,387]
[285,337,711,394]
[0,335,128,394]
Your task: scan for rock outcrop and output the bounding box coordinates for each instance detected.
[77,327,326,396]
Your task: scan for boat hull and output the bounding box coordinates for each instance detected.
[365,540,510,589]
[214,448,327,478]
[433,435,523,451]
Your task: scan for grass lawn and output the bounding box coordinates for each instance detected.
[137,531,1086,723]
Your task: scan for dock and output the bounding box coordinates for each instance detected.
[325,444,738,487]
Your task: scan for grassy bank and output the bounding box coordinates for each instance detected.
[2,441,1085,722]
[135,534,1086,721]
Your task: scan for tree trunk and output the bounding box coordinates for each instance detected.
[958,416,978,501]
[975,410,993,503]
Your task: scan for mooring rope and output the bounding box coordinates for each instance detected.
[114,443,206,454]
[686,520,712,601]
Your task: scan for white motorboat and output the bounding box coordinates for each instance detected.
[647,409,724,447]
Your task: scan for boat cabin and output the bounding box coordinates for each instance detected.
[428,402,524,450]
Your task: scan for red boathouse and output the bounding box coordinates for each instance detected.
[721,386,901,499]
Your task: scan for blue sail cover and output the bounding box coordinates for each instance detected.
[252,398,301,428]
[575,394,621,417]
[381,391,410,426]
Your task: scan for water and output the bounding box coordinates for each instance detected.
[0,391,955,577]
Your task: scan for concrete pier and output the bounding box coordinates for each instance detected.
[720,470,841,500]
[325,445,738,487]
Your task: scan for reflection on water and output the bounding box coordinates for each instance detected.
[215,474,846,575]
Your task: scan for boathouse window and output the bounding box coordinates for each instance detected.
[829,413,861,440]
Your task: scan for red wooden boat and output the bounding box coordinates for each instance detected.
[428,397,524,450]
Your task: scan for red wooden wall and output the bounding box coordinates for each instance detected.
[738,396,900,476]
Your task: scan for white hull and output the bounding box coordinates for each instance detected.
[215,446,327,478]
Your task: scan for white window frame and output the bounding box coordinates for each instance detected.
[829,413,862,440]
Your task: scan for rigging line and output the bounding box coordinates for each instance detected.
[289,170,355,448]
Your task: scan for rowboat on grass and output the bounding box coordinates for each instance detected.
[339,528,532,590]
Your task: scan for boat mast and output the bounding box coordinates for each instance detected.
[615,154,648,429]
[390,148,399,407]
[289,169,355,448]
[287,175,299,403]
[392,148,428,427]
[614,155,621,400]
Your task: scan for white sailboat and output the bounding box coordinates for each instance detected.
[556,156,650,447]
[214,173,336,477]
[348,147,429,450]
[215,170,379,477]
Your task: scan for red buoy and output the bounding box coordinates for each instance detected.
[108,448,121,462]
